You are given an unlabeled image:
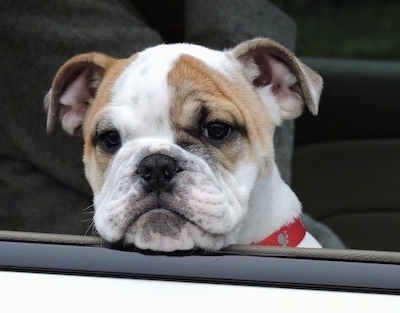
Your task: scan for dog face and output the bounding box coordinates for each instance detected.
[45,39,322,251]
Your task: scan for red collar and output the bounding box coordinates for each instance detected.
[254,217,306,247]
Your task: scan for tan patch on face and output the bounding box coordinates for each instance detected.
[168,54,274,176]
[83,54,138,192]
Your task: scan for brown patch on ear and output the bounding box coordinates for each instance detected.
[168,54,274,177]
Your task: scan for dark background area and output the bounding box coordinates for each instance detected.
[270,0,400,60]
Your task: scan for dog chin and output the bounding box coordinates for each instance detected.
[101,208,226,252]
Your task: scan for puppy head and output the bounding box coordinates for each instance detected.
[44,38,322,251]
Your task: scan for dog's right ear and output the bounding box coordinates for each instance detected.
[44,53,116,136]
[231,38,323,125]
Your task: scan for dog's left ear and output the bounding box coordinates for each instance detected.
[232,38,323,124]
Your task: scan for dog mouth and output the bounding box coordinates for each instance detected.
[94,170,237,250]
[104,206,207,251]
[134,207,188,226]
[125,191,201,234]
[134,207,188,231]
[123,207,193,239]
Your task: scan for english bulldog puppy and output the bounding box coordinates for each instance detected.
[45,38,323,251]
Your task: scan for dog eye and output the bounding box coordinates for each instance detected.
[96,130,121,153]
[202,122,233,141]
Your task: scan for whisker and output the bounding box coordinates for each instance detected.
[122,237,128,249]
[83,204,95,212]
[81,217,94,223]
[83,218,97,237]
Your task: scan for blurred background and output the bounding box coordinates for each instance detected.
[273,0,400,251]
[270,0,399,61]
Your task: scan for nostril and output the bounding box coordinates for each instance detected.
[138,159,155,179]
[162,161,178,178]
[138,165,152,180]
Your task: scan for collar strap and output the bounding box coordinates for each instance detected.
[254,217,306,247]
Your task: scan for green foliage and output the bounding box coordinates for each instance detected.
[270,0,400,60]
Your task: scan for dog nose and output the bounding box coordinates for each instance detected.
[138,154,178,191]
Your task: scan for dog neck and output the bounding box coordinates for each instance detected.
[254,217,306,246]
[237,164,303,245]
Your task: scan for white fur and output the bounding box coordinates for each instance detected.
[237,165,301,243]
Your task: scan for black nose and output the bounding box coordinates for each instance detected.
[138,154,178,191]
